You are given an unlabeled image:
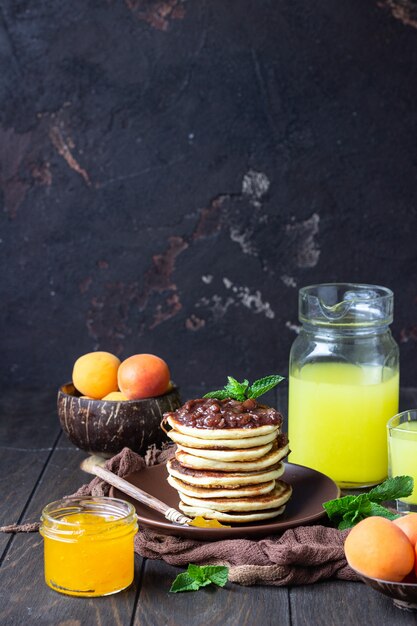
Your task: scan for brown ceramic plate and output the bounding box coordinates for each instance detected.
[109,462,340,540]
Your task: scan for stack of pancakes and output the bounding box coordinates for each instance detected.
[163,398,291,524]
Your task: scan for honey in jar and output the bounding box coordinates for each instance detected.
[40,496,138,597]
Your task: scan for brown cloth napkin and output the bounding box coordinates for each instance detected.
[1,446,358,586]
[137,525,356,586]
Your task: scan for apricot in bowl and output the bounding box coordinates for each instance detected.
[345,515,417,610]
[118,354,170,400]
[72,351,120,399]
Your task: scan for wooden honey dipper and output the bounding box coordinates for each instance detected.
[80,455,191,526]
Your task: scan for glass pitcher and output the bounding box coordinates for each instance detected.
[288,283,399,489]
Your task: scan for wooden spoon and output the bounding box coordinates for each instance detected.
[80,455,191,526]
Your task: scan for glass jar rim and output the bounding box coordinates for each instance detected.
[299,282,394,327]
[40,495,137,537]
[300,283,393,301]
[387,409,417,432]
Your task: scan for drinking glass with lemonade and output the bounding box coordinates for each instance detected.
[288,283,399,489]
[388,410,417,512]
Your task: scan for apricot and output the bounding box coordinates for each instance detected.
[102,391,129,401]
[414,543,417,576]
[72,351,120,400]
[117,354,170,400]
[394,513,417,547]
[344,516,415,582]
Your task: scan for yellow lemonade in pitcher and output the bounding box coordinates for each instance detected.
[288,362,399,487]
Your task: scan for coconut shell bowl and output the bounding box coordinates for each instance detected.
[57,383,182,457]
[353,570,417,611]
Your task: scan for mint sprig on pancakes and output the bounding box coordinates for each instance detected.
[204,375,285,401]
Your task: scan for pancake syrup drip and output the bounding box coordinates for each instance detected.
[165,398,283,430]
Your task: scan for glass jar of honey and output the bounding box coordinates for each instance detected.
[40,496,138,597]
[288,283,399,489]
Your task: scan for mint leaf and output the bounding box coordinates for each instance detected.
[201,565,229,587]
[224,377,249,401]
[344,495,370,527]
[204,374,284,401]
[367,502,400,521]
[247,375,285,399]
[352,492,373,512]
[203,390,230,400]
[323,475,414,529]
[186,564,210,586]
[322,495,357,521]
[367,476,414,503]
[337,502,399,529]
[169,572,200,593]
[170,564,229,593]
[339,516,357,531]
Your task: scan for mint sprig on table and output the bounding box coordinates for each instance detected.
[169,564,229,593]
[323,476,414,530]
[203,375,284,401]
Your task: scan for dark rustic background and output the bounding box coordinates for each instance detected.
[1,0,417,397]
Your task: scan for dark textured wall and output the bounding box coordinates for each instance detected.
[1,0,417,395]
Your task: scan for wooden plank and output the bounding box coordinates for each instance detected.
[0,389,62,560]
[0,442,141,625]
[134,559,290,626]
[290,581,417,626]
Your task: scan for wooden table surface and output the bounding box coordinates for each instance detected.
[1,388,417,626]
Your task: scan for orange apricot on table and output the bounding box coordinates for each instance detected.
[101,391,129,401]
[117,354,170,400]
[344,516,415,582]
[393,513,417,548]
[414,543,417,577]
[72,351,120,400]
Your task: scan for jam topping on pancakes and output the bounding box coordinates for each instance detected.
[165,397,283,429]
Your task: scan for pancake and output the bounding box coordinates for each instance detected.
[164,397,291,523]
[167,428,279,449]
[167,458,286,487]
[179,502,286,523]
[166,415,278,440]
[176,441,273,461]
[177,481,292,512]
[175,441,289,472]
[167,474,276,498]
